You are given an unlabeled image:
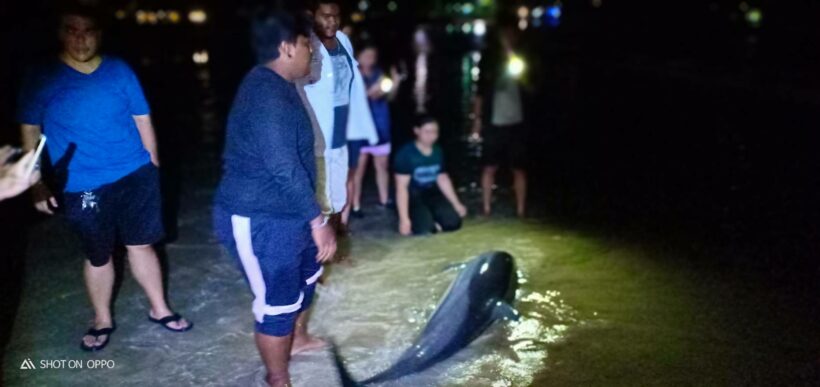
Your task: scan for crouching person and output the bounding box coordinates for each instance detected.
[212,10,336,387]
[395,115,467,236]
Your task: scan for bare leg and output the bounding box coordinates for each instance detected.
[126,244,189,330]
[291,311,327,355]
[481,165,499,216]
[256,332,293,387]
[82,258,115,348]
[374,155,390,205]
[513,168,527,217]
[352,153,369,211]
[340,169,355,225]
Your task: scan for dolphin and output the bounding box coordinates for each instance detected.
[334,251,520,386]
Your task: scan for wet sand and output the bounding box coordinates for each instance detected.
[3,154,819,386]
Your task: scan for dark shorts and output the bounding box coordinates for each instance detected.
[347,140,369,169]
[213,206,322,337]
[63,163,164,267]
[481,123,529,169]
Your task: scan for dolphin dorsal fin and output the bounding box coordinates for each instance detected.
[493,301,520,321]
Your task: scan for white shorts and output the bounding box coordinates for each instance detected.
[324,147,349,213]
[361,143,392,157]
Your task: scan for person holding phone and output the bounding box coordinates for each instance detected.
[0,146,41,201]
[17,5,191,352]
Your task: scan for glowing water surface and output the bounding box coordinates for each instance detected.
[302,219,583,386]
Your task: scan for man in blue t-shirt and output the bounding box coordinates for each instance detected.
[18,6,191,352]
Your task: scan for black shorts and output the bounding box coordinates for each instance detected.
[347,140,369,169]
[63,163,165,267]
[481,123,529,169]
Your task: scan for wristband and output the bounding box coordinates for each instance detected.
[311,215,330,229]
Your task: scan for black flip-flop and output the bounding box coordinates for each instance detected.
[148,313,193,332]
[80,324,116,352]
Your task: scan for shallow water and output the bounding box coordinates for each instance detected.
[3,162,819,386]
[311,219,582,387]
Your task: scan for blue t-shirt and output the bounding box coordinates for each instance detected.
[17,56,151,192]
[328,40,353,149]
[214,66,320,221]
[363,67,391,145]
[394,142,444,191]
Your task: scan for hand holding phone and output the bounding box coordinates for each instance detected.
[0,140,44,201]
[25,134,47,180]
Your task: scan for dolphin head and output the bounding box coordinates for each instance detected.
[470,251,518,309]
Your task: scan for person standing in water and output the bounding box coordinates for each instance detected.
[349,44,403,217]
[472,25,529,217]
[213,10,336,386]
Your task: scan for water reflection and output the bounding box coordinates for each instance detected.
[308,220,582,386]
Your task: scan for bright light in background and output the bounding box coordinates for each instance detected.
[507,55,526,78]
[473,19,487,36]
[351,12,365,23]
[193,50,209,65]
[358,0,369,11]
[531,6,545,19]
[462,22,472,34]
[518,19,528,30]
[168,10,181,24]
[387,1,398,12]
[517,6,530,19]
[136,10,147,25]
[379,77,394,93]
[471,51,482,63]
[548,5,562,19]
[188,9,207,24]
[114,10,127,20]
[745,8,762,27]
[462,3,475,15]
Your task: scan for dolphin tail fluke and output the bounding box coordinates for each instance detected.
[493,301,520,321]
[329,343,362,387]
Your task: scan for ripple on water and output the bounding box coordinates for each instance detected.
[309,221,582,386]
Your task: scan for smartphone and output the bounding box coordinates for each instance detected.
[24,134,47,180]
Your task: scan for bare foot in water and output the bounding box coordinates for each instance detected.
[291,334,328,355]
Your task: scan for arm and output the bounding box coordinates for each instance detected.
[395,174,412,235]
[387,66,402,102]
[366,81,384,99]
[133,114,159,166]
[313,156,333,215]
[0,147,40,201]
[436,173,467,217]
[254,104,322,222]
[20,123,56,213]
[366,68,403,101]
